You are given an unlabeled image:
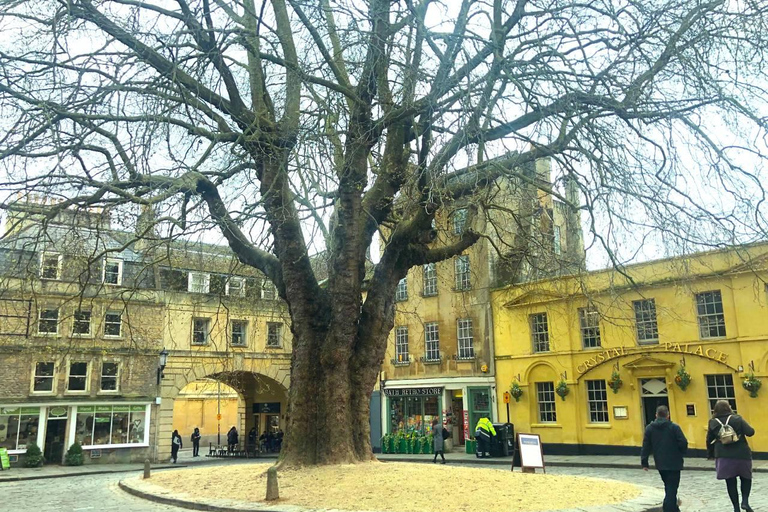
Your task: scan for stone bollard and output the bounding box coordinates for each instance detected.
[143,459,151,479]
[265,466,279,501]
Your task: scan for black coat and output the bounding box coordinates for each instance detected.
[641,418,688,470]
[706,414,754,460]
[227,430,239,445]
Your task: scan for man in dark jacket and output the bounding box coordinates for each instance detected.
[641,405,688,512]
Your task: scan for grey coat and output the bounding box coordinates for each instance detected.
[432,424,444,452]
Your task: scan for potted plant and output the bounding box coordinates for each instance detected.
[608,370,623,393]
[380,433,392,454]
[555,380,569,401]
[64,442,84,466]
[510,382,524,402]
[675,365,692,391]
[742,373,762,398]
[24,442,44,467]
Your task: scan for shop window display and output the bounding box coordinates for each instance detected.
[0,407,40,451]
[389,395,440,434]
[74,405,147,447]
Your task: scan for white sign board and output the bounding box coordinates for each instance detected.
[517,433,545,471]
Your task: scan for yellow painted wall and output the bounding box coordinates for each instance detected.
[492,243,768,454]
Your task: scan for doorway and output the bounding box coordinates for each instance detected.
[451,397,465,445]
[43,418,67,463]
[640,378,669,428]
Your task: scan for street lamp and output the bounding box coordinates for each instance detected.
[157,348,169,385]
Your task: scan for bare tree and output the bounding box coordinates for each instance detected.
[1,0,767,465]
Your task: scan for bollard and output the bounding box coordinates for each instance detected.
[143,459,151,479]
[265,466,279,501]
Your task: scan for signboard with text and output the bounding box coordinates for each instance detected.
[0,448,10,470]
[383,387,442,397]
[516,433,545,472]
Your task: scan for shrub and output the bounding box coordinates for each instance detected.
[65,442,84,466]
[24,442,44,467]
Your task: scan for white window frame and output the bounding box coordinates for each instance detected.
[191,317,211,345]
[633,299,659,344]
[187,272,210,294]
[536,382,557,423]
[99,361,120,393]
[104,311,123,338]
[39,252,62,280]
[72,309,92,336]
[31,361,56,394]
[452,208,468,235]
[395,277,408,301]
[395,326,409,363]
[266,322,282,347]
[579,306,601,348]
[0,407,44,454]
[66,360,91,394]
[68,403,151,449]
[424,322,440,362]
[696,290,726,339]
[226,276,246,297]
[37,307,59,335]
[586,380,609,423]
[103,258,123,286]
[457,318,475,359]
[454,255,471,290]
[705,374,737,414]
[423,264,437,296]
[261,280,277,300]
[530,312,550,353]
[553,225,562,255]
[231,320,248,346]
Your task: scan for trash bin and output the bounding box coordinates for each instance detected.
[489,423,514,457]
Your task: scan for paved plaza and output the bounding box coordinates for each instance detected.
[1,459,766,512]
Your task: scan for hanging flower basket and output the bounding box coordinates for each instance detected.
[675,365,692,391]
[608,370,623,394]
[742,373,762,398]
[555,380,569,401]
[510,382,523,402]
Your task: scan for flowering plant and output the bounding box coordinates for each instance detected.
[742,373,762,398]
[555,380,569,401]
[510,382,524,402]
[674,365,692,391]
[608,370,623,394]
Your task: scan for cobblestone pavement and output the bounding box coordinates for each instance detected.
[1,463,764,511]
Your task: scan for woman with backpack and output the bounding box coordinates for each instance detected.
[706,400,756,512]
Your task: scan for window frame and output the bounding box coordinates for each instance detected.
[66,360,91,393]
[99,361,120,393]
[187,272,211,294]
[39,252,62,280]
[104,311,123,338]
[72,309,92,337]
[31,361,56,394]
[424,322,440,362]
[261,280,277,300]
[266,322,282,348]
[422,263,438,297]
[586,380,609,423]
[696,290,727,339]
[553,225,562,255]
[536,382,557,423]
[633,299,659,344]
[37,307,59,336]
[230,319,248,347]
[191,317,211,345]
[452,208,468,235]
[395,326,409,363]
[705,374,737,414]
[530,312,550,353]
[457,318,475,360]
[225,276,246,297]
[71,404,151,449]
[579,306,602,349]
[103,258,123,286]
[454,255,471,291]
[395,277,408,302]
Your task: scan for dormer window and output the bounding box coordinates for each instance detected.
[226,277,246,297]
[103,258,123,285]
[188,272,210,293]
[40,253,61,280]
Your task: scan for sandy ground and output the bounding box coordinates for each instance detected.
[149,461,641,512]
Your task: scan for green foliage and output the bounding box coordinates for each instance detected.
[675,365,692,391]
[556,380,569,400]
[608,370,623,393]
[510,382,523,402]
[65,442,84,466]
[743,373,762,398]
[24,442,44,467]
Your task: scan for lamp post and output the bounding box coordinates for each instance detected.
[157,348,169,385]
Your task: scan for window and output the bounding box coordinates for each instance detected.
[454,255,471,290]
[536,382,557,423]
[74,405,147,447]
[33,362,55,392]
[0,407,40,452]
[553,225,562,255]
[586,380,609,423]
[457,318,474,359]
[261,280,277,300]
[634,299,659,344]
[423,264,437,296]
[452,208,468,235]
[705,374,737,413]
[530,313,550,353]
[231,320,247,346]
[396,277,408,301]
[188,272,210,293]
[40,253,61,280]
[267,322,282,347]
[192,318,210,345]
[37,308,59,335]
[100,362,119,391]
[697,290,726,338]
[226,277,246,297]
[73,310,92,336]
[579,306,601,348]
[395,326,409,363]
[103,258,122,285]
[104,311,122,337]
[424,322,440,361]
[67,361,89,392]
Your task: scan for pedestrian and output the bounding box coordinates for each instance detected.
[706,400,756,512]
[641,405,688,512]
[259,430,268,453]
[247,426,258,453]
[276,429,284,452]
[474,416,496,458]
[431,419,446,464]
[191,427,201,457]
[227,426,239,454]
[171,429,183,463]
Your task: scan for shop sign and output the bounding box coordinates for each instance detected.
[576,343,731,375]
[130,405,146,412]
[0,407,39,416]
[95,405,112,413]
[112,405,130,412]
[383,387,442,397]
[49,407,67,418]
[253,402,281,414]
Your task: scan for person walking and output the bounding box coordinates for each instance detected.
[706,400,756,512]
[191,427,201,457]
[474,416,496,458]
[171,430,183,463]
[431,419,446,464]
[227,426,239,454]
[641,405,688,512]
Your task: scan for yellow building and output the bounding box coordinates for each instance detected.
[492,243,768,456]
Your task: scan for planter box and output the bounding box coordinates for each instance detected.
[465,439,476,454]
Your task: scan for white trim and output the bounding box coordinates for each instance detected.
[0,405,46,454]
[30,361,57,395]
[382,376,495,388]
[64,358,92,394]
[225,276,246,297]
[187,271,210,293]
[39,252,62,280]
[103,258,123,286]
[98,360,121,393]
